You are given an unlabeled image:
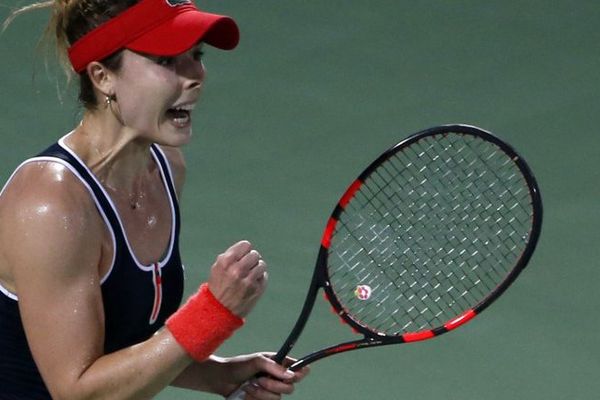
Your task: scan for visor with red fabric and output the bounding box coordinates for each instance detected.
[68,0,239,73]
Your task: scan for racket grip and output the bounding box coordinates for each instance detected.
[226,381,250,400]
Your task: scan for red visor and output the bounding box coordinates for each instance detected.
[68,0,239,73]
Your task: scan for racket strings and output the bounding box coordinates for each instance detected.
[327,133,534,336]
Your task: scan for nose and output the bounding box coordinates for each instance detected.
[179,55,204,91]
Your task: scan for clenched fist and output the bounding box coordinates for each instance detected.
[208,241,268,317]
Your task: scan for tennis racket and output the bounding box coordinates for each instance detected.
[227,124,542,399]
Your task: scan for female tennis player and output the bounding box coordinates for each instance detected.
[0,0,307,399]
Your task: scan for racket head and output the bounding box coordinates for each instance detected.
[318,124,542,343]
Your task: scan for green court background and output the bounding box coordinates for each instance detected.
[1,1,599,399]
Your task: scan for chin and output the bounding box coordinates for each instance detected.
[154,125,193,147]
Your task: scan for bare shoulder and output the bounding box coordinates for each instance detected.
[0,160,97,219]
[157,145,186,196]
[0,160,104,286]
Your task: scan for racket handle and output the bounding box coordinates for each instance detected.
[226,381,250,400]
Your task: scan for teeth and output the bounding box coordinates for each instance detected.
[172,103,195,112]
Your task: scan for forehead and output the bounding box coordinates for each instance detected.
[124,42,204,60]
[120,49,156,67]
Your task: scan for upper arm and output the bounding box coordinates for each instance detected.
[0,162,106,396]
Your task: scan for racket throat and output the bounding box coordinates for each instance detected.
[273,264,327,364]
[289,338,384,371]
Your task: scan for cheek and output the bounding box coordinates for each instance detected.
[116,69,179,124]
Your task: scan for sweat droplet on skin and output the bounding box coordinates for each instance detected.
[35,205,49,215]
[147,215,157,228]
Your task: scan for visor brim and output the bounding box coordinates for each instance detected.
[126,10,239,56]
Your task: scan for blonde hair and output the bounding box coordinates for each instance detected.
[3,1,79,76]
[2,0,138,107]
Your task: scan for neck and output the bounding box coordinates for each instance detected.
[66,110,156,192]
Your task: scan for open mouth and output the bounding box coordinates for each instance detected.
[166,103,195,127]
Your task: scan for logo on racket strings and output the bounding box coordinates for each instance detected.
[354,285,372,300]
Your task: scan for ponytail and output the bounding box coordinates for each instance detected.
[3,1,74,77]
[2,0,138,108]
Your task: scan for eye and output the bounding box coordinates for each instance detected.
[192,48,204,62]
[156,56,176,67]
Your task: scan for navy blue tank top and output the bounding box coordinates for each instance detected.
[0,138,184,399]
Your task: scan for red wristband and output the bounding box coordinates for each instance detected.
[166,283,244,362]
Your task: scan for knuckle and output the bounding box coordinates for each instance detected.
[229,266,244,280]
[215,252,228,264]
[220,251,238,267]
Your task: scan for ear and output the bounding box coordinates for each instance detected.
[85,61,116,98]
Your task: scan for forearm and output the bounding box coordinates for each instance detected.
[51,329,192,400]
[170,355,232,395]
[64,282,244,399]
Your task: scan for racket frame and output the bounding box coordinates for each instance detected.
[274,124,542,371]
